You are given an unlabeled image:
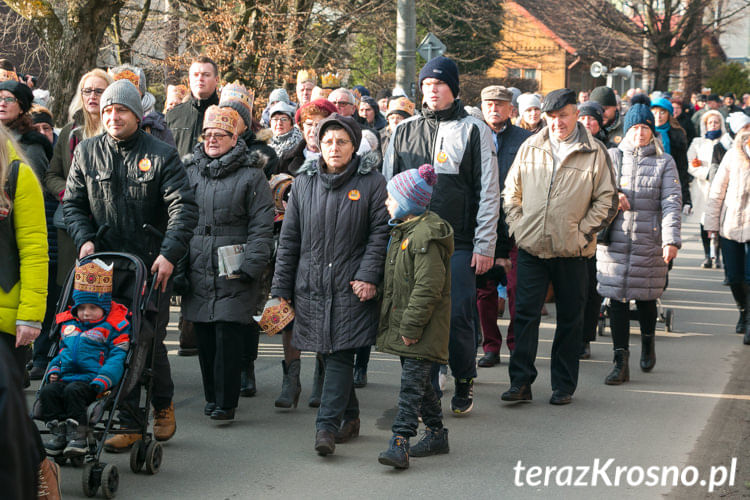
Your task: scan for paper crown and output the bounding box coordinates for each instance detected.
[219,81,254,115]
[0,69,19,83]
[108,69,140,94]
[269,173,294,217]
[203,105,240,134]
[350,88,362,104]
[167,84,189,100]
[297,69,317,85]
[313,88,332,100]
[253,297,295,336]
[74,259,114,295]
[387,96,415,117]
[320,72,341,89]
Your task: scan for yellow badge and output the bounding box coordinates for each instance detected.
[401,238,409,250]
[348,189,361,201]
[138,158,151,172]
[63,325,76,335]
[436,151,448,163]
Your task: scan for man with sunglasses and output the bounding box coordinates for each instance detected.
[64,79,198,451]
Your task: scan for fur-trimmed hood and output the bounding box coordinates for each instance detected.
[734,130,750,168]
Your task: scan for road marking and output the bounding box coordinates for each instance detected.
[627,390,750,401]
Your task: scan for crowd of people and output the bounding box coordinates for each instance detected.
[1,51,749,495]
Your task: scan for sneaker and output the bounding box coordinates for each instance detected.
[153,402,176,441]
[37,457,61,500]
[410,427,449,457]
[451,378,474,414]
[43,421,66,456]
[378,434,409,469]
[104,432,142,453]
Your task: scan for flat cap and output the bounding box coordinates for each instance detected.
[590,86,618,107]
[481,85,513,102]
[541,88,576,113]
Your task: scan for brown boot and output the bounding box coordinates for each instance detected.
[103,433,142,453]
[153,402,176,441]
[37,458,61,500]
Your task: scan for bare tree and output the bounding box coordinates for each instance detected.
[581,0,750,91]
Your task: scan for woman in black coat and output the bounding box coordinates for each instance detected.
[182,105,274,421]
[271,114,389,455]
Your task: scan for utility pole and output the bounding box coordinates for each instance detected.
[396,0,416,99]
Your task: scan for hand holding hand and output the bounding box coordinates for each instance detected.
[663,244,678,264]
[350,280,376,302]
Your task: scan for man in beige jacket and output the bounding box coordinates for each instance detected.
[500,88,617,406]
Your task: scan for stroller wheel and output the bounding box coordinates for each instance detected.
[70,455,85,468]
[665,309,675,332]
[145,441,163,475]
[54,456,67,466]
[81,463,98,497]
[101,463,119,499]
[129,440,146,473]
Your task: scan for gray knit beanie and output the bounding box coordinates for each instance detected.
[100,79,143,120]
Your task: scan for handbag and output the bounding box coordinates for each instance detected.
[597,149,623,246]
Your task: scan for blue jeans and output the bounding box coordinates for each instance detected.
[447,249,478,381]
[720,238,750,284]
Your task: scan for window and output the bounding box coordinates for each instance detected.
[523,68,537,80]
[507,68,521,78]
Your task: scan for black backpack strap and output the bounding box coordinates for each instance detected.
[6,160,20,201]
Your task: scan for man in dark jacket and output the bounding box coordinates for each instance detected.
[590,86,624,146]
[476,85,531,368]
[166,56,220,159]
[64,79,198,450]
[383,57,500,415]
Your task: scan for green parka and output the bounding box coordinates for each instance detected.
[376,211,453,364]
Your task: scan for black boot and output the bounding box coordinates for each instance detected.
[240,361,256,397]
[640,335,655,372]
[730,283,747,334]
[605,348,630,385]
[63,419,88,456]
[378,434,409,469]
[43,421,67,456]
[744,284,750,345]
[308,354,325,408]
[275,359,301,408]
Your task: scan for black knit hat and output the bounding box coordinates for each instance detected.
[578,101,604,128]
[316,113,362,152]
[419,56,460,98]
[590,86,617,107]
[0,80,33,113]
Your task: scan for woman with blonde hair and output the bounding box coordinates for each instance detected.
[43,68,112,288]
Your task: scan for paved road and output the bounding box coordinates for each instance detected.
[30,217,750,499]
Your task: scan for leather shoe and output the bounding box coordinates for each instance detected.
[579,342,591,360]
[549,390,572,405]
[204,402,216,416]
[210,407,235,420]
[314,429,335,456]
[501,384,532,402]
[477,352,500,367]
[334,418,360,443]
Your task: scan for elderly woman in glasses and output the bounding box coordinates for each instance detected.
[272,114,389,456]
[268,101,303,157]
[181,105,274,421]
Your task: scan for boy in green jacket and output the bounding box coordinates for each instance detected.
[377,164,454,469]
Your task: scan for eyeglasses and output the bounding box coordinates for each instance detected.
[200,132,232,141]
[81,88,106,96]
[321,138,352,147]
[270,116,291,124]
[0,96,17,104]
[331,101,353,107]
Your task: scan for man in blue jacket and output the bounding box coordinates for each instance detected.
[383,57,500,415]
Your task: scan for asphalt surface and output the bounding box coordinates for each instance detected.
[28,216,750,499]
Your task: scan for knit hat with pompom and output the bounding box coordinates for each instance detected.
[387,164,438,220]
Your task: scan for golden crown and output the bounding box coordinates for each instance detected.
[74,260,113,294]
[0,69,19,83]
[167,84,189,100]
[203,105,240,134]
[108,69,140,93]
[387,96,416,116]
[320,72,341,89]
[297,69,317,85]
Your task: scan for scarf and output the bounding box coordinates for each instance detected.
[705,130,721,140]
[269,127,303,157]
[655,122,671,155]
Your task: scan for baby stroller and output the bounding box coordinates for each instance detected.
[32,251,164,498]
[598,297,675,336]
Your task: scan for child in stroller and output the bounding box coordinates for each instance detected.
[39,259,130,457]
